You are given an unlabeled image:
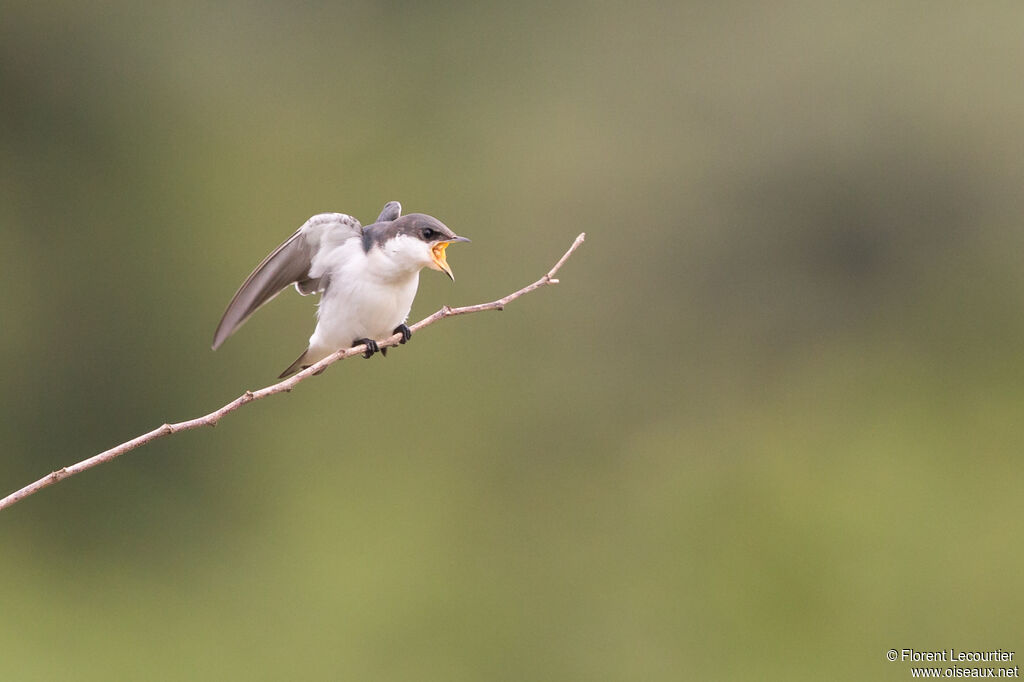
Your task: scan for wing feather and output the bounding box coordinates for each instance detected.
[211,213,361,349]
[375,201,402,223]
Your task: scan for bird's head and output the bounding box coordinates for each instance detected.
[379,213,470,280]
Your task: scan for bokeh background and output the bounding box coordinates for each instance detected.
[3,2,1023,679]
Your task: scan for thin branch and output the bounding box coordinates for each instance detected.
[0,233,586,512]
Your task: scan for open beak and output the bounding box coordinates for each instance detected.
[431,236,471,281]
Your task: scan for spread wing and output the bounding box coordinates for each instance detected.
[211,213,362,350]
[375,201,402,223]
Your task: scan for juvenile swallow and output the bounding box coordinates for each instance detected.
[212,201,469,377]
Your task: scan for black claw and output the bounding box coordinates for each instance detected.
[393,324,413,344]
[354,338,379,359]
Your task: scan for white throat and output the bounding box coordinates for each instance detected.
[368,234,434,283]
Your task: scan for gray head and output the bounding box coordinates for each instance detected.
[364,213,470,280]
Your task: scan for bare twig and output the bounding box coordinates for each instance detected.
[0,233,586,512]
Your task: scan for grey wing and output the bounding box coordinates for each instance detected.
[375,201,402,223]
[211,213,361,350]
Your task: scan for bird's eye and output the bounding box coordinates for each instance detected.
[421,228,435,240]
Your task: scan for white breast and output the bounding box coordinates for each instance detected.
[305,241,420,360]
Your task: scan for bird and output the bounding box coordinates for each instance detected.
[212,201,470,378]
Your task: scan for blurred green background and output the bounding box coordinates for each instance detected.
[2,1,1023,679]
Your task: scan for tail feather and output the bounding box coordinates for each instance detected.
[279,348,310,378]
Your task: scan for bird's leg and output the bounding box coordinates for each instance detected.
[353,338,380,359]
[393,324,413,344]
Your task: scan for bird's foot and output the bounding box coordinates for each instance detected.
[353,338,380,359]
[393,324,413,344]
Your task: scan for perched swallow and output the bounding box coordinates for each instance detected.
[212,201,469,377]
